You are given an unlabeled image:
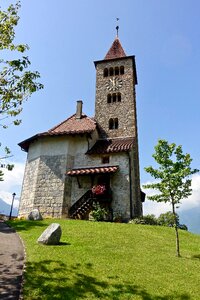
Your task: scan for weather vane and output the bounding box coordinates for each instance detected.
[116,18,119,37]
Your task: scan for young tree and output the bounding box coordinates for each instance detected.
[0,1,43,180]
[143,139,199,257]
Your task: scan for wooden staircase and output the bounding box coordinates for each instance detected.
[69,190,93,219]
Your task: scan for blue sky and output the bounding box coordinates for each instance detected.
[1,0,200,233]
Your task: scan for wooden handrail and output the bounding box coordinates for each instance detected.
[69,189,93,217]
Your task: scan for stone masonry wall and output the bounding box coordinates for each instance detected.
[33,154,67,218]
[19,133,99,218]
[18,157,40,216]
[19,136,71,218]
[95,57,137,139]
[130,147,142,217]
[110,153,131,220]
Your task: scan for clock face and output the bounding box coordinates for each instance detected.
[105,77,123,92]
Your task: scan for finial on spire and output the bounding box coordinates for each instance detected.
[116,18,119,37]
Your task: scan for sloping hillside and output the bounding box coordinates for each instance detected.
[10,219,200,300]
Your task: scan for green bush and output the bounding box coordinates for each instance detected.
[91,203,108,222]
[178,224,188,231]
[130,212,188,230]
[130,214,157,225]
[157,211,179,227]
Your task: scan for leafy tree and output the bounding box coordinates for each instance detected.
[130,214,158,225]
[157,211,179,227]
[0,1,43,180]
[143,139,199,257]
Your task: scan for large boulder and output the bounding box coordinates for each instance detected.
[37,223,62,245]
[27,209,43,221]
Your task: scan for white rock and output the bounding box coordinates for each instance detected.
[27,209,43,221]
[37,223,62,245]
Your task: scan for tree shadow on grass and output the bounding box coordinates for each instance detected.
[191,254,200,260]
[0,251,24,300]
[6,220,47,232]
[23,260,191,300]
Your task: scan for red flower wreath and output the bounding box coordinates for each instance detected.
[92,185,106,195]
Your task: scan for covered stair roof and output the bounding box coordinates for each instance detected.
[67,165,119,176]
[86,137,135,154]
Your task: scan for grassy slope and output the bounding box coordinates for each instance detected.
[10,219,200,300]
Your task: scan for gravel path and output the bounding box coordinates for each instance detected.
[0,222,24,300]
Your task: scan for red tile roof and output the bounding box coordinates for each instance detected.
[48,114,96,135]
[67,165,119,176]
[86,137,134,154]
[18,114,96,152]
[104,38,126,60]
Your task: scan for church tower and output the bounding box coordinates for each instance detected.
[93,31,142,217]
[94,35,138,140]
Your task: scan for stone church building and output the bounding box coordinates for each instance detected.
[18,34,145,221]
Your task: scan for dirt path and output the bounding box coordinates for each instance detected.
[0,222,24,300]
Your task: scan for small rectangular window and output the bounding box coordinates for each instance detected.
[102,156,110,164]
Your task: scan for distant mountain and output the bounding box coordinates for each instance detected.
[0,198,18,216]
[179,208,200,235]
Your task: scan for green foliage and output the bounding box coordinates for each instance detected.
[0,1,43,127]
[157,211,179,227]
[143,139,199,256]
[0,144,14,180]
[178,224,188,231]
[8,219,200,299]
[130,214,157,225]
[0,1,43,180]
[91,203,108,221]
[130,212,188,231]
[143,140,199,205]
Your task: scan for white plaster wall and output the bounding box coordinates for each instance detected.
[28,136,70,161]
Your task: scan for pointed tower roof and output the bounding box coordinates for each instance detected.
[104,37,126,60]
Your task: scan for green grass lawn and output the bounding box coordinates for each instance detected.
[9,219,200,300]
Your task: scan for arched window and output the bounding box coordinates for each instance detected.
[115,67,119,76]
[107,94,111,103]
[120,66,124,75]
[117,93,121,102]
[107,93,122,103]
[109,118,118,130]
[114,118,119,129]
[104,68,108,77]
[109,118,114,129]
[109,67,114,76]
[113,93,116,102]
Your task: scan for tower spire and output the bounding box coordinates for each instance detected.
[116,18,119,37]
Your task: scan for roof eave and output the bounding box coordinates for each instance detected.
[18,130,96,152]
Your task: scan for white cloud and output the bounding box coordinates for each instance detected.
[143,174,200,217]
[0,162,25,208]
[180,174,200,211]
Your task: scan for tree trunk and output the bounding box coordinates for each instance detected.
[172,202,181,257]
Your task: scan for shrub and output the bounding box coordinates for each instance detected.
[178,224,188,231]
[157,211,179,227]
[91,203,107,222]
[130,214,157,225]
